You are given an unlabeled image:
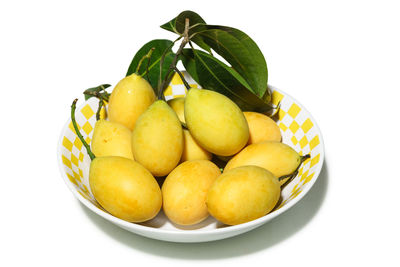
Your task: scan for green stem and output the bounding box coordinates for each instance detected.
[96,100,104,121]
[71,99,96,161]
[158,18,191,100]
[269,101,281,118]
[278,154,311,183]
[301,154,311,163]
[136,47,155,74]
[144,49,154,82]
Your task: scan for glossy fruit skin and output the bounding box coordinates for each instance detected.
[224,141,301,185]
[167,97,185,124]
[162,160,221,225]
[181,129,212,162]
[132,100,183,177]
[91,119,134,160]
[243,112,282,144]
[108,73,156,130]
[185,88,249,156]
[206,166,280,225]
[167,97,211,162]
[89,157,162,222]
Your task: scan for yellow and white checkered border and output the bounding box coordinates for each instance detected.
[58,72,324,225]
[268,88,324,208]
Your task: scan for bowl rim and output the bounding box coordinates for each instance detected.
[57,86,325,236]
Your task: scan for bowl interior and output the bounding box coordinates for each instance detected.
[58,72,324,233]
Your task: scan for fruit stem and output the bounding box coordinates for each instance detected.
[278,154,310,183]
[95,100,104,121]
[158,18,191,100]
[181,121,188,129]
[301,154,311,163]
[71,99,96,161]
[144,48,154,83]
[136,47,155,75]
[269,101,281,118]
[174,67,191,90]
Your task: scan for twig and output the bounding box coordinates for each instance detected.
[158,18,191,99]
[157,36,182,92]
[174,67,191,90]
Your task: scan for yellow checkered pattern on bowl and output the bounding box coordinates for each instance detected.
[60,72,322,214]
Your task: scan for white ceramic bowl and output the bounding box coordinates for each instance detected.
[57,72,324,243]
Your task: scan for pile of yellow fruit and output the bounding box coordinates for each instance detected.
[73,73,307,226]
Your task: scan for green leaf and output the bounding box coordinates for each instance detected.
[174,11,206,34]
[126,39,175,89]
[193,26,268,98]
[162,11,269,99]
[160,16,179,33]
[181,49,273,112]
[162,11,271,106]
[83,84,111,101]
[161,10,211,53]
[179,52,199,82]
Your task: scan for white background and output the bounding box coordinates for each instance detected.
[1,1,399,266]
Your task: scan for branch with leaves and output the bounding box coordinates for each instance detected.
[82,10,277,114]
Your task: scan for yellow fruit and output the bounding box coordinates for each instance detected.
[167,97,185,124]
[91,119,134,160]
[181,129,212,162]
[108,73,156,130]
[224,141,302,185]
[167,97,212,162]
[206,166,280,225]
[89,157,162,222]
[132,100,183,176]
[244,111,281,144]
[162,160,220,225]
[185,88,249,156]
